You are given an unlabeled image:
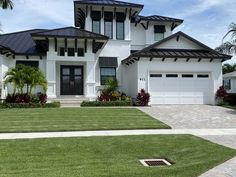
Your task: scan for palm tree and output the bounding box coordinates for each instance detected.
[222,63,236,74]
[4,65,48,95]
[216,23,236,55]
[4,66,25,94]
[0,0,13,10]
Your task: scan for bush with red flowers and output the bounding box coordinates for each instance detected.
[5,93,47,104]
[216,86,227,99]
[136,89,150,106]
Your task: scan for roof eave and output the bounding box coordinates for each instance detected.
[74,1,144,8]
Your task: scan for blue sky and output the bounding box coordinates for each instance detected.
[0,0,235,62]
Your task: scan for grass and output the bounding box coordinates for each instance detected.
[0,108,170,132]
[222,105,236,110]
[0,135,235,177]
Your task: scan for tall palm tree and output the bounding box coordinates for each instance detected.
[216,23,236,55]
[0,0,13,10]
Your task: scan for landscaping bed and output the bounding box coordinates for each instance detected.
[0,108,170,132]
[0,135,235,177]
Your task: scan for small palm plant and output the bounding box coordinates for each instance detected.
[104,78,118,94]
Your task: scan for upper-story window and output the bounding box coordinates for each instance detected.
[91,11,101,34]
[154,25,166,42]
[116,12,126,40]
[104,12,113,39]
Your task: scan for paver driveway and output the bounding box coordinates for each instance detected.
[138,105,236,129]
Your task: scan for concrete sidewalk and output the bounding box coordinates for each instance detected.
[0,128,235,140]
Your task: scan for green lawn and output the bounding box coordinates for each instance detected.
[0,108,170,132]
[223,105,236,110]
[0,135,235,177]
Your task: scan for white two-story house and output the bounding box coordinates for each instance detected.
[0,0,232,104]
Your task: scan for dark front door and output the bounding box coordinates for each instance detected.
[61,66,83,95]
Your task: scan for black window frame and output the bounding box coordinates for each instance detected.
[166,74,178,78]
[182,74,194,78]
[77,48,85,57]
[100,67,116,85]
[116,21,125,40]
[104,20,113,39]
[59,47,65,56]
[197,74,209,78]
[92,20,101,34]
[16,60,39,68]
[68,48,75,57]
[150,74,162,78]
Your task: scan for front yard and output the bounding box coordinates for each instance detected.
[0,108,170,132]
[0,135,235,177]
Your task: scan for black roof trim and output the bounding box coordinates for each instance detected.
[138,15,184,23]
[122,31,232,64]
[74,0,144,8]
[31,26,109,40]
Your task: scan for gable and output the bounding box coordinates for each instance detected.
[156,34,205,50]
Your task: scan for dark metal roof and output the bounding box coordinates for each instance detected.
[138,15,183,23]
[99,57,118,67]
[131,48,230,59]
[74,0,144,8]
[122,31,232,64]
[0,29,47,55]
[32,27,109,40]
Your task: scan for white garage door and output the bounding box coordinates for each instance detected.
[149,73,212,104]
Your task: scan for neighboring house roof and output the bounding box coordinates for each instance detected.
[223,71,236,78]
[138,15,183,23]
[0,29,47,55]
[31,27,109,40]
[122,31,232,64]
[74,0,144,8]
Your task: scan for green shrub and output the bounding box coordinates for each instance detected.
[81,100,132,107]
[224,93,236,105]
[0,101,60,109]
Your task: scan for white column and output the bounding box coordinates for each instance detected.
[113,19,116,40]
[101,18,105,35]
[85,61,96,99]
[46,60,56,98]
[125,15,131,40]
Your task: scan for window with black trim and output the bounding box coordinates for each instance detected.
[223,79,231,90]
[150,74,162,78]
[77,48,84,57]
[68,48,75,56]
[154,25,166,42]
[182,74,194,78]
[100,67,116,85]
[105,21,113,39]
[59,47,65,56]
[166,74,178,78]
[16,61,39,68]
[116,21,124,40]
[92,20,100,34]
[197,74,209,78]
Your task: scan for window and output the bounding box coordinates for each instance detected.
[223,79,231,90]
[59,47,65,56]
[154,33,164,42]
[100,67,116,85]
[92,20,100,34]
[150,74,162,78]
[116,21,124,40]
[68,48,75,56]
[182,74,194,78]
[77,48,84,57]
[197,74,209,78]
[16,61,39,68]
[105,21,113,39]
[166,74,178,78]
[154,25,166,42]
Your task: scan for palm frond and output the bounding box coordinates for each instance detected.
[0,0,13,9]
[215,42,236,55]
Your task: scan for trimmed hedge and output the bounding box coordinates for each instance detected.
[0,101,60,109]
[81,100,132,107]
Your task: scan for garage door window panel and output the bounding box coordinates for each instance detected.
[166,74,178,78]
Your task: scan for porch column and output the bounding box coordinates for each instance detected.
[46,60,56,98]
[85,61,96,99]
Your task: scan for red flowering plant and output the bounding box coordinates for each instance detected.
[136,89,150,106]
[216,86,228,105]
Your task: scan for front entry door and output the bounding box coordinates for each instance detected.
[61,66,83,95]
